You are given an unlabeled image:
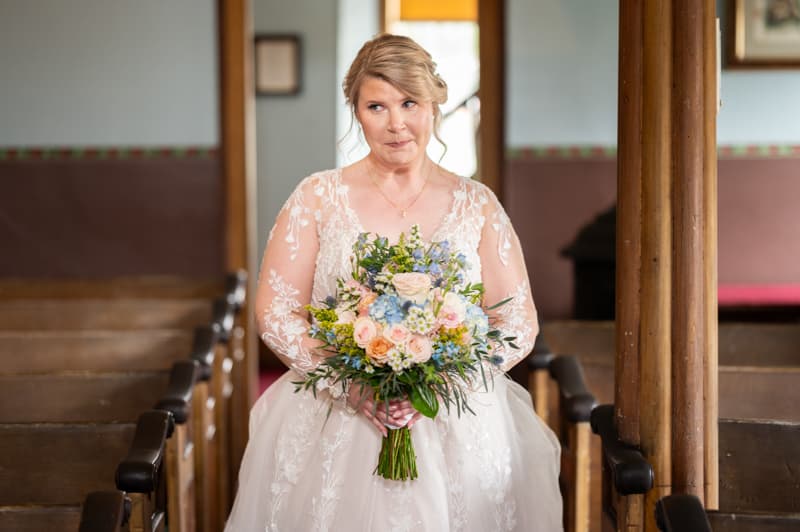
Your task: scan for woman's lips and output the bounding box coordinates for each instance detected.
[386,140,411,148]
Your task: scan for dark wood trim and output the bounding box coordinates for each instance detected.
[218,0,259,437]
[671,0,706,501]
[615,0,643,448]
[478,0,504,199]
[640,0,674,528]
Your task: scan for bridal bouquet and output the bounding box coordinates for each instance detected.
[295,225,516,481]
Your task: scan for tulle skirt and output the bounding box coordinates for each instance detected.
[225,371,563,532]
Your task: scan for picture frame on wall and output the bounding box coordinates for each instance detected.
[727,0,800,68]
[254,34,301,95]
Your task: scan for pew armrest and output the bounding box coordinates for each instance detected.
[655,494,712,532]
[79,490,131,532]
[190,325,219,381]
[527,351,554,371]
[213,298,236,343]
[549,355,597,422]
[154,360,198,424]
[226,269,247,311]
[591,404,654,495]
[115,410,171,493]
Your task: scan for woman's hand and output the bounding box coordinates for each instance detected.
[347,385,423,437]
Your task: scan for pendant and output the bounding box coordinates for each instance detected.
[401,210,407,218]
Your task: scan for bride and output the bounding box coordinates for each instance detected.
[225,33,563,531]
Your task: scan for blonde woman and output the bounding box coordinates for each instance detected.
[225,34,563,531]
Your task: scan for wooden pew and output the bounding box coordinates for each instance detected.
[548,355,597,532]
[0,274,246,531]
[223,270,249,490]
[656,494,800,531]
[718,418,800,515]
[595,407,800,531]
[539,320,800,530]
[0,329,195,372]
[190,325,223,532]
[0,410,171,532]
[0,298,212,331]
[0,361,198,532]
[590,404,654,531]
[79,491,131,532]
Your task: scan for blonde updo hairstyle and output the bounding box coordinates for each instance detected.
[343,33,449,150]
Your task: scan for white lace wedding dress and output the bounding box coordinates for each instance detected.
[225,169,563,531]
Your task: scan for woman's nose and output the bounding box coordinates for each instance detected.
[387,110,406,131]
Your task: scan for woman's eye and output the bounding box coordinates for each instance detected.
[367,104,383,112]
[403,100,417,109]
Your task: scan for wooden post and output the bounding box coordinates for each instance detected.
[671,0,706,502]
[641,0,673,529]
[219,0,259,481]
[478,0,505,197]
[615,0,643,448]
[703,0,720,510]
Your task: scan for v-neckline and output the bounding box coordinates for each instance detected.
[335,167,464,244]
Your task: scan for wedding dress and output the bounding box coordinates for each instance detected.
[225,169,563,531]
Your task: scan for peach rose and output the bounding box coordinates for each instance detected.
[437,292,467,328]
[392,272,432,305]
[366,336,393,364]
[357,292,378,316]
[383,323,411,345]
[353,317,377,348]
[406,334,433,363]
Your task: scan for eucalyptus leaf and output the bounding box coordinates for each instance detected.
[410,385,439,418]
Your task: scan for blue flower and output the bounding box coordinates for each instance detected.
[324,296,337,308]
[412,248,424,260]
[413,263,428,273]
[344,356,363,369]
[429,263,442,275]
[368,294,404,324]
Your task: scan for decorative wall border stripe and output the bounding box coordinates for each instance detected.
[507,144,800,160]
[0,146,218,161]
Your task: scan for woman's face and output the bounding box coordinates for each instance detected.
[355,76,434,169]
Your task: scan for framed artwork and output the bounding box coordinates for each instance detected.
[254,34,301,95]
[727,0,800,68]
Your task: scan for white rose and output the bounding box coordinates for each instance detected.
[438,292,467,328]
[392,272,432,305]
[335,309,357,324]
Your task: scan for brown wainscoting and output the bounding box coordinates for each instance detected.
[0,154,224,277]
[506,152,800,320]
[506,155,617,320]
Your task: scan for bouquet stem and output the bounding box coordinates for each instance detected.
[374,427,417,481]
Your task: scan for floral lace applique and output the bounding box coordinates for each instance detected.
[386,483,420,532]
[494,280,536,372]
[469,417,517,531]
[310,411,353,531]
[490,204,513,267]
[261,269,316,375]
[267,398,320,531]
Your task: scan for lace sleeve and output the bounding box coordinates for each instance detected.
[255,176,326,377]
[477,186,540,372]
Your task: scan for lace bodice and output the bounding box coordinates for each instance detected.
[256,168,539,377]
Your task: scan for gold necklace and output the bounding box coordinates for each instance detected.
[368,162,433,218]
